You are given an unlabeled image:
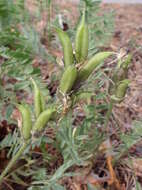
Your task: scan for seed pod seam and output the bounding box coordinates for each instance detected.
[55,27,74,68]
[33,108,55,133]
[60,65,77,94]
[31,79,45,118]
[77,52,113,83]
[17,104,32,140]
[75,11,89,63]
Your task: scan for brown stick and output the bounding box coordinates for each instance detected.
[107,155,121,190]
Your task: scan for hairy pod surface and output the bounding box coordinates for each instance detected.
[33,108,55,133]
[75,11,89,63]
[31,79,45,118]
[118,54,132,69]
[115,79,130,99]
[77,52,113,83]
[72,91,93,104]
[59,65,77,94]
[112,54,132,85]
[122,54,132,69]
[17,104,32,140]
[40,93,46,111]
[55,27,74,68]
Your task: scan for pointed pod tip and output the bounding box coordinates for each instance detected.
[82,9,86,23]
[119,79,131,85]
[31,78,39,91]
[30,77,35,84]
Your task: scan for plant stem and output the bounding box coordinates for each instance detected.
[104,99,114,130]
[0,142,28,185]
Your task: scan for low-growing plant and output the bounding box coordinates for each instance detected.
[0,0,115,124]
[0,10,134,190]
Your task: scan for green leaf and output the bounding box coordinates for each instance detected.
[136,181,142,190]
[49,160,74,183]
[33,168,47,181]
[5,104,14,120]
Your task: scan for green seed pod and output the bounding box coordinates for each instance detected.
[55,27,74,68]
[17,104,32,140]
[59,65,77,94]
[31,79,45,118]
[118,54,132,70]
[122,54,132,69]
[110,54,132,92]
[33,108,55,133]
[40,93,46,111]
[72,91,93,104]
[77,52,113,83]
[115,79,130,99]
[75,11,89,63]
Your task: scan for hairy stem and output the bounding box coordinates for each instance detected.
[0,142,28,185]
[104,99,114,130]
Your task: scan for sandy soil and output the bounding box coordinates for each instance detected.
[103,4,142,47]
